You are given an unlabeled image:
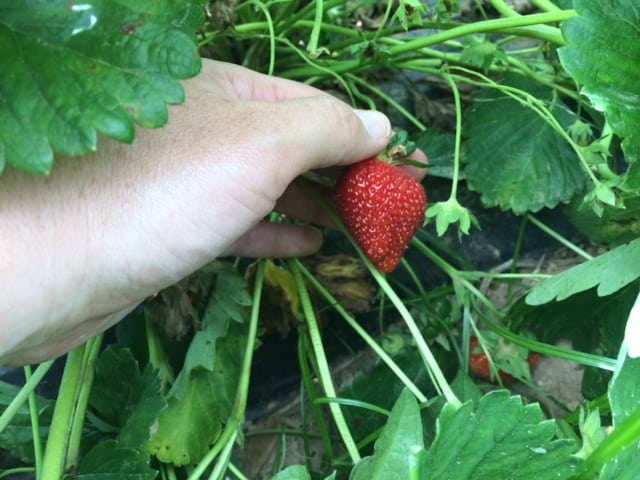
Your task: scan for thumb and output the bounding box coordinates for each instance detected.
[252,95,392,177]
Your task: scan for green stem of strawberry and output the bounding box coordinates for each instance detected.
[41,335,102,480]
[288,258,362,463]
[443,72,463,201]
[377,130,420,166]
[298,260,429,403]
[370,267,462,408]
[411,236,618,372]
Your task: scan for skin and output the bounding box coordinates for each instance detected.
[0,59,427,366]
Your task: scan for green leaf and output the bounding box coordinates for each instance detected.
[558,0,640,164]
[463,75,585,214]
[585,355,640,479]
[414,129,456,179]
[0,381,53,463]
[144,321,245,465]
[206,269,252,324]
[525,238,640,305]
[340,344,452,444]
[567,194,640,246]
[609,355,640,425]
[422,391,581,479]
[270,465,312,480]
[89,346,167,449]
[449,371,483,407]
[144,369,223,465]
[170,269,251,399]
[514,286,637,354]
[460,36,506,73]
[0,0,203,174]
[270,466,336,480]
[392,0,425,30]
[77,440,157,479]
[350,389,425,480]
[575,407,607,460]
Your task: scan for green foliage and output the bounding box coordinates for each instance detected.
[415,130,456,179]
[350,389,425,479]
[567,194,640,246]
[0,381,52,463]
[559,0,640,169]
[144,283,248,465]
[0,0,203,175]
[270,465,336,480]
[89,347,167,449]
[581,355,640,479]
[514,285,637,354]
[340,345,445,443]
[291,389,581,480]
[422,391,581,479]
[271,465,313,480]
[463,75,585,214]
[526,238,640,304]
[77,440,157,480]
[169,269,250,399]
[145,369,226,465]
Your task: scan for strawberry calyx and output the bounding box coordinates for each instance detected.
[377,130,425,168]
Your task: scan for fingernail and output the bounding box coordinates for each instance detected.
[355,109,391,139]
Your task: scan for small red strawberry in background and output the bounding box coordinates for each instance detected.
[469,334,541,384]
[334,132,427,273]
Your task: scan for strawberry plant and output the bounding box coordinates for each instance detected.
[2,0,640,479]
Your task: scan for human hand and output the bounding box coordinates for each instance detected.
[0,59,426,365]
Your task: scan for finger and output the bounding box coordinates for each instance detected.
[224,222,324,258]
[247,98,392,185]
[200,58,330,102]
[401,148,429,180]
[274,181,334,227]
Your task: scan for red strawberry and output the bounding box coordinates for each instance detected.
[334,157,427,273]
[469,336,540,383]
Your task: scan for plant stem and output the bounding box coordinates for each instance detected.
[24,366,43,478]
[207,429,238,480]
[227,462,249,480]
[41,348,86,480]
[448,66,600,187]
[306,0,325,57]
[298,262,428,403]
[288,258,362,463]
[65,335,102,471]
[299,181,459,407]
[0,468,35,479]
[442,72,463,200]
[527,215,594,260]
[40,335,102,479]
[0,360,53,434]
[247,0,276,75]
[478,310,617,371]
[346,74,427,130]
[369,268,461,408]
[489,0,520,17]
[531,0,562,13]
[388,11,575,54]
[297,333,335,464]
